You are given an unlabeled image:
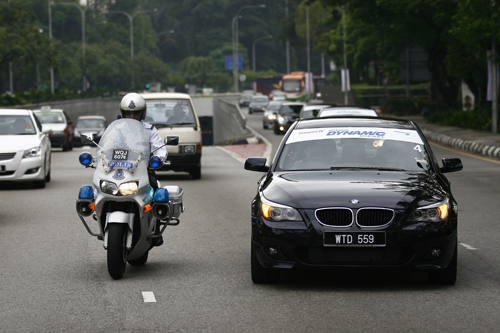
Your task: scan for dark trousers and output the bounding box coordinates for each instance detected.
[148,168,158,191]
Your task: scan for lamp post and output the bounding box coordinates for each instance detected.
[108,8,157,89]
[48,0,54,93]
[252,35,272,72]
[232,4,266,93]
[51,1,91,92]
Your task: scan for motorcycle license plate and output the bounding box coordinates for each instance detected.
[324,232,386,247]
[108,150,132,168]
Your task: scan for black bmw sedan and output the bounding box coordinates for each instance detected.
[245,116,463,284]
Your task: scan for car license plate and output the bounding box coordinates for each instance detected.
[0,165,5,173]
[324,232,386,247]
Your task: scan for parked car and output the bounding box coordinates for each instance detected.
[239,93,254,107]
[248,95,270,114]
[273,102,305,135]
[317,107,378,117]
[141,92,202,179]
[0,109,52,188]
[73,115,107,147]
[269,90,286,101]
[33,106,74,151]
[299,104,332,119]
[263,101,282,129]
[245,116,463,284]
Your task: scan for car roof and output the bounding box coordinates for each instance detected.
[318,107,377,117]
[0,109,32,115]
[141,92,192,100]
[33,109,64,113]
[281,102,305,106]
[295,116,416,130]
[303,104,331,110]
[77,115,106,120]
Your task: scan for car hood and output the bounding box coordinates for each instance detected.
[75,127,104,133]
[0,135,42,152]
[262,171,447,210]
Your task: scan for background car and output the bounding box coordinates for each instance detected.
[248,95,270,114]
[73,115,107,147]
[269,90,286,101]
[141,92,202,179]
[245,116,462,284]
[299,104,332,119]
[262,101,282,129]
[239,92,254,107]
[33,106,74,151]
[317,107,378,117]
[273,102,305,134]
[0,109,52,188]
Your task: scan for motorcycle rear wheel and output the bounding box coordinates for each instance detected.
[107,223,127,279]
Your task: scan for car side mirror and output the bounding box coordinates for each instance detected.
[440,158,463,173]
[244,157,269,172]
[165,136,179,146]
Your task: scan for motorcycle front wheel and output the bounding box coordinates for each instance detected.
[107,223,127,279]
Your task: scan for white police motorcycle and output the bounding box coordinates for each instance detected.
[76,118,184,279]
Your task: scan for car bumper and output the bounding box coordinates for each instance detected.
[252,212,457,272]
[0,153,45,182]
[49,133,69,148]
[160,152,201,172]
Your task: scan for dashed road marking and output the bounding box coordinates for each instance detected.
[142,291,156,303]
[460,243,478,250]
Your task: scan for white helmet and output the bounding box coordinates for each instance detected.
[120,93,146,120]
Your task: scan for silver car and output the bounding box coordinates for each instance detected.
[248,95,270,114]
[262,101,282,129]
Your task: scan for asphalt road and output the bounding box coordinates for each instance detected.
[0,103,500,332]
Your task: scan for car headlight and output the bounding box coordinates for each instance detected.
[100,180,118,195]
[408,199,449,222]
[119,182,138,195]
[181,144,196,153]
[23,147,41,158]
[278,116,285,124]
[267,114,276,120]
[260,197,303,222]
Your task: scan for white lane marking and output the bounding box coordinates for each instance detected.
[460,243,478,250]
[142,291,156,303]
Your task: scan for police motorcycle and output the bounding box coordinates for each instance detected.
[76,118,184,279]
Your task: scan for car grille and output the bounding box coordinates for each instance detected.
[316,208,394,227]
[316,209,353,226]
[294,247,414,265]
[357,209,394,227]
[0,153,16,161]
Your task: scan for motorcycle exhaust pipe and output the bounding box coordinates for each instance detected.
[76,200,94,217]
[152,203,172,220]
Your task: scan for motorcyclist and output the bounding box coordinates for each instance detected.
[119,92,167,246]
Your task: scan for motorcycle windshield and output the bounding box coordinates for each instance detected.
[96,119,150,172]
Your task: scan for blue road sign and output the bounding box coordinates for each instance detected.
[225,56,242,70]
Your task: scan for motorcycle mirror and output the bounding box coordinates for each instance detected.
[80,134,94,145]
[165,136,179,146]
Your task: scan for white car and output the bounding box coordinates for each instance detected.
[317,107,378,117]
[0,109,52,188]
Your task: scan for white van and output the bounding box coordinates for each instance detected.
[141,92,202,179]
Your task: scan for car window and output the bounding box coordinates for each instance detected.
[279,104,303,115]
[267,103,281,111]
[35,111,65,124]
[144,99,196,127]
[276,127,429,172]
[0,115,36,135]
[77,118,106,128]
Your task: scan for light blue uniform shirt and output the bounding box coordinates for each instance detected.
[143,122,167,159]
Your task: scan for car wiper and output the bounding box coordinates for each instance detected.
[329,166,406,171]
[166,122,196,126]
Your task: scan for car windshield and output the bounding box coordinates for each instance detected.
[77,118,105,128]
[144,99,196,127]
[267,103,281,111]
[279,104,303,115]
[241,94,253,101]
[276,127,430,172]
[0,115,36,135]
[252,97,268,103]
[35,111,65,124]
[282,79,301,92]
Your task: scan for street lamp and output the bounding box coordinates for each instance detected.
[252,35,272,72]
[51,1,91,92]
[108,8,157,89]
[232,4,266,93]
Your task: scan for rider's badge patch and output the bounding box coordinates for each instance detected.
[113,170,125,180]
[128,100,136,109]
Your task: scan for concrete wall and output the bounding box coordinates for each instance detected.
[212,94,252,145]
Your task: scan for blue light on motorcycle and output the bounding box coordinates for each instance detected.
[153,188,169,203]
[150,156,162,169]
[78,185,94,200]
[79,152,93,166]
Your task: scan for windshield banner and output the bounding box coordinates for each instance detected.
[287,127,424,144]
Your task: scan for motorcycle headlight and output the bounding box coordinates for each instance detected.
[101,180,118,195]
[260,197,303,222]
[23,147,41,158]
[408,199,449,222]
[119,182,138,195]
